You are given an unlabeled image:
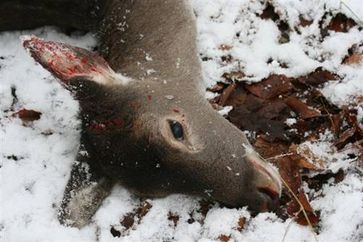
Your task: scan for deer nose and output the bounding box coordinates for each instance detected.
[246,151,282,207]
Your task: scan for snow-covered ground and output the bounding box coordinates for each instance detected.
[1,0,363,241]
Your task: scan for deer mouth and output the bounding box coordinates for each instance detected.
[258,186,280,201]
[253,186,280,212]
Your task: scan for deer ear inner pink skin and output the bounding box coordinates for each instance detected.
[23,36,114,84]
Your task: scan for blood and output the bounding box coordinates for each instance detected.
[23,36,108,82]
[81,57,88,64]
[89,123,106,131]
[90,66,98,72]
[89,118,125,132]
[111,118,125,127]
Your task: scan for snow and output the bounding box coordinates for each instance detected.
[321,65,363,106]
[298,130,360,173]
[1,1,363,242]
[285,118,297,126]
[218,106,233,116]
[197,0,363,106]
[312,174,363,242]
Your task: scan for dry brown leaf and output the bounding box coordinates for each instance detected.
[218,83,237,106]
[285,96,321,119]
[224,87,248,107]
[219,44,233,51]
[120,201,152,231]
[254,137,320,226]
[331,113,343,135]
[207,82,225,92]
[254,135,288,159]
[246,74,293,100]
[110,227,121,238]
[14,108,42,122]
[235,217,246,232]
[344,53,363,65]
[196,200,214,224]
[328,13,357,33]
[136,201,152,218]
[223,71,245,82]
[260,3,279,21]
[305,169,346,191]
[277,157,320,226]
[296,68,338,87]
[168,212,179,227]
[287,192,320,226]
[229,106,287,141]
[256,100,289,120]
[242,94,264,111]
[290,144,325,170]
[218,234,231,242]
[299,15,313,27]
[344,109,359,126]
[334,127,357,149]
[121,213,135,230]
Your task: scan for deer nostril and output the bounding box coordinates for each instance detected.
[246,152,282,198]
[258,187,280,203]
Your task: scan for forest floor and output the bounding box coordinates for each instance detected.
[1,0,363,241]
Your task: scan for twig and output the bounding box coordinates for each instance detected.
[340,0,363,26]
[254,151,318,241]
[266,152,294,161]
[280,177,319,242]
[254,149,318,241]
[282,217,295,242]
[321,102,335,134]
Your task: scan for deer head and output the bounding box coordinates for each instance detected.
[23,36,281,214]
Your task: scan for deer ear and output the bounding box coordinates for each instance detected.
[22,36,130,86]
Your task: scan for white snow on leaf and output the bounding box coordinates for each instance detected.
[218,105,233,116]
[1,1,363,241]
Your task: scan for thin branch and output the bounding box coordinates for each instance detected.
[280,177,319,242]
[340,0,363,26]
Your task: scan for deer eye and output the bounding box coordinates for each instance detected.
[168,120,184,141]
